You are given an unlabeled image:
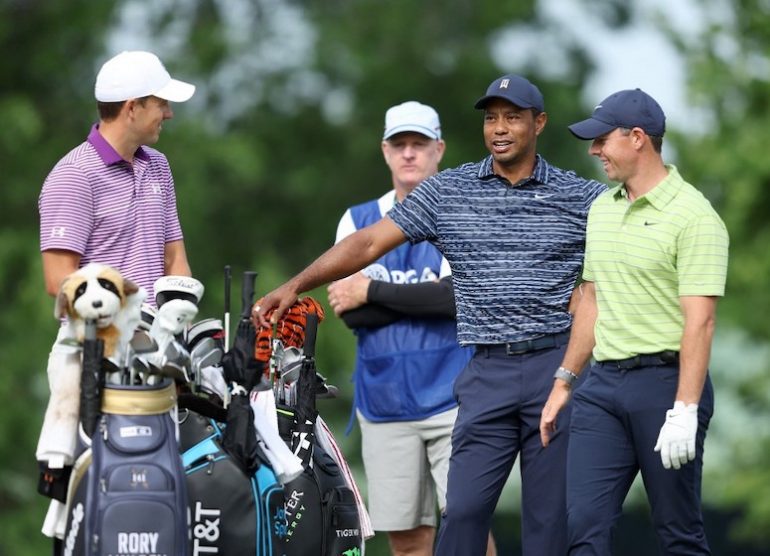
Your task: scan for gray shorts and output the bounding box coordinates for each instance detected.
[357,407,458,531]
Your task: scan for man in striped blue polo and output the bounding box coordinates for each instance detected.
[327,101,495,556]
[540,89,729,554]
[254,74,606,555]
[36,51,195,544]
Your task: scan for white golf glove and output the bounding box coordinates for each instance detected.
[654,401,698,470]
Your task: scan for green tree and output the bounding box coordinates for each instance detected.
[662,0,770,546]
[0,2,120,553]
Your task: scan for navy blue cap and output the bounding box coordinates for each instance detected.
[474,74,544,112]
[568,88,666,140]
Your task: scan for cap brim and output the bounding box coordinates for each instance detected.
[153,79,196,102]
[383,124,440,140]
[474,94,539,111]
[568,118,616,140]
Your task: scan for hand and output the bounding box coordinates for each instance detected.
[540,380,572,447]
[654,401,698,470]
[327,272,371,316]
[251,283,299,329]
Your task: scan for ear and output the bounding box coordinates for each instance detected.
[54,290,70,319]
[123,278,140,297]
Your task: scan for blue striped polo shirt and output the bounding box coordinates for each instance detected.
[387,155,607,345]
[39,125,185,301]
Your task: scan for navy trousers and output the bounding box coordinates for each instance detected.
[567,361,714,555]
[434,340,571,556]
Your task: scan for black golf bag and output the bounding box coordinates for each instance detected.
[277,406,362,556]
[60,380,189,556]
[179,402,286,556]
[278,313,363,556]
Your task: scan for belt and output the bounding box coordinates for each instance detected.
[477,332,570,356]
[599,350,679,370]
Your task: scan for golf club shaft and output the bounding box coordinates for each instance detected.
[223,265,232,352]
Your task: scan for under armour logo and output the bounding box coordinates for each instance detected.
[500,78,510,89]
[50,227,66,238]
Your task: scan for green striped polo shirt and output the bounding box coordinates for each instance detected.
[583,165,729,361]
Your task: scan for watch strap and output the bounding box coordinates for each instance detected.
[554,366,578,385]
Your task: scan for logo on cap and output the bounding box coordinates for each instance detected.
[500,79,510,89]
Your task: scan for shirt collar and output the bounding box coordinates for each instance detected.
[478,154,549,185]
[643,165,683,210]
[87,124,149,166]
[612,164,683,209]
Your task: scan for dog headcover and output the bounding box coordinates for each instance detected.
[55,263,139,322]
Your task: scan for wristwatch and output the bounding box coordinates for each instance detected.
[554,366,578,386]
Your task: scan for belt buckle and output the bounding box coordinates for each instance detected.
[618,355,642,370]
[505,341,531,355]
[660,351,678,364]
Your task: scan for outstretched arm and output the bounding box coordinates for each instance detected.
[253,217,407,327]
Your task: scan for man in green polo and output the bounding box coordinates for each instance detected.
[539,88,728,555]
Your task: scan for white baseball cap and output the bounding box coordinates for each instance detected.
[383,101,441,140]
[94,51,196,103]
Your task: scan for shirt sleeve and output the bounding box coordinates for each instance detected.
[677,213,729,297]
[386,176,441,244]
[39,163,94,254]
[584,179,609,213]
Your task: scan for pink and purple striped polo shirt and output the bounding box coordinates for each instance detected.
[39,125,184,302]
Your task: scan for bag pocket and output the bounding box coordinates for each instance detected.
[323,486,361,556]
[96,495,179,555]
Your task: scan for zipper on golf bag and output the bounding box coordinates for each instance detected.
[322,484,361,555]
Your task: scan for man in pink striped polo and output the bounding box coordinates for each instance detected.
[39,50,196,298]
[35,51,196,544]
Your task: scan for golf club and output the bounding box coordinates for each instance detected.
[223,265,231,352]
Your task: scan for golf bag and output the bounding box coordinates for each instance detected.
[275,313,363,556]
[278,406,362,556]
[180,397,286,556]
[61,380,189,556]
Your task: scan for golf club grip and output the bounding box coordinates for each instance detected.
[304,313,318,358]
[223,265,232,313]
[81,321,104,437]
[241,271,258,319]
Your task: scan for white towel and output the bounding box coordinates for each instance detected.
[249,390,304,484]
[315,416,374,540]
[41,499,67,539]
[199,365,229,400]
[36,327,82,466]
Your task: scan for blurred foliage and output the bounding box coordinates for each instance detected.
[1,0,769,554]
[657,0,770,548]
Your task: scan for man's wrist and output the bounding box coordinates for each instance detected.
[554,366,578,387]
